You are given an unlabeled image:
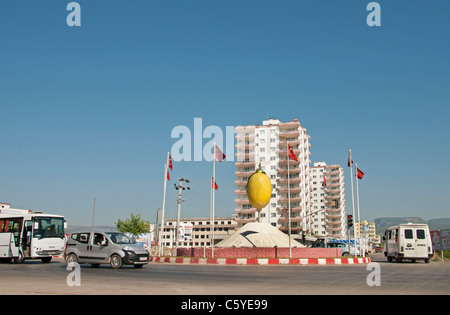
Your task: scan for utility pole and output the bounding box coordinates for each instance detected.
[174,178,190,255]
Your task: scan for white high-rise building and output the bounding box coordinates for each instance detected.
[234,118,313,238]
[310,162,347,238]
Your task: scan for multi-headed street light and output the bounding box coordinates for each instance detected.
[174,178,190,254]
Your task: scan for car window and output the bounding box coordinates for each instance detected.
[71,233,90,244]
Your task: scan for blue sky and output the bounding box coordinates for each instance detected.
[1,1,449,226]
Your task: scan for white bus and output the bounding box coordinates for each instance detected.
[0,208,67,263]
[383,223,433,263]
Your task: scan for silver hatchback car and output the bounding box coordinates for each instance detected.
[65,231,149,269]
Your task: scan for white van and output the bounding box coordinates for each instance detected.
[383,223,433,263]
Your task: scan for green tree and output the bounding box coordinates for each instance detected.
[115,211,150,235]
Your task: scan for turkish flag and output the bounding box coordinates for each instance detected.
[168,154,173,171]
[356,167,364,180]
[215,144,226,162]
[167,170,170,181]
[288,145,298,161]
[322,176,327,187]
[212,177,218,190]
[348,151,353,167]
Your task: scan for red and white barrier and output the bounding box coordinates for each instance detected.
[150,256,371,265]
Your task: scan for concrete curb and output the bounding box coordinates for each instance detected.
[150,256,371,265]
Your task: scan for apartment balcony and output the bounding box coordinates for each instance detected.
[235,208,256,215]
[234,189,247,196]
[326,169,341,176]
[325,188,341,194]
[279,130,300,138]
[278,168,301,174]
[325,214,342,219]
[327,194,341,200]
[279,139,300,147]
[279,121,301,128]
[278,187,302,193]
[278,177,301,184]
[279,226,302,233]
[235,143,256,149]
[235,161,256,168]
[279,216,303,223]
[279,159,300,165]
[279,206,302,213]
[235,134,255,140]
[235,152,256,160]
[279,196,302,203]
[279,149,301,157]
[235,170,255,177]
[235,180,247,186]
[235,199,251,205]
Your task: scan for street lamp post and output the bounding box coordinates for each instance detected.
[174,178,190,256]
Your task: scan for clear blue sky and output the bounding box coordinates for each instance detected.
[1,1,449,226]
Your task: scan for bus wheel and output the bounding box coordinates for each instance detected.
[41,257,52,263]
[14,251,24,264]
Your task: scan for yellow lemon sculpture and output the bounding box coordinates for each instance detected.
[246,164,272,220]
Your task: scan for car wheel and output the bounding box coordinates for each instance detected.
[110,254,123,269]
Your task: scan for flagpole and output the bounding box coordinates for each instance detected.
[287,141,292,259]
[211,142,216,258]
[355,163,362,257]
[349,149,356,257]
[159,152,169,257]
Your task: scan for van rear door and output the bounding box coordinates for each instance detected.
[415,228,429,258]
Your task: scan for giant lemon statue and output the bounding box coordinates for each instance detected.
[246,164,272,221]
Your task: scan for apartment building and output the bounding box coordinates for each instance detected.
[234,118,313,238]
[310,162,347,238]
[355,220,379,243]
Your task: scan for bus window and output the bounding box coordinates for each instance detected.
[405,229,413,239]
[33,217,64,239]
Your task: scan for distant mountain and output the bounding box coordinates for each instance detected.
[374,217,450,234]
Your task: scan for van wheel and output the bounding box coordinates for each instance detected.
[66,253,78,266]
[110,254,123,269]
[41,257,52,263]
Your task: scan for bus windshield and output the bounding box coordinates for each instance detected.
[105,232,135,244]
[33,217,65,239]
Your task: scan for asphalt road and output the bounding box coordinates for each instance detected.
[0,253,448,295]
